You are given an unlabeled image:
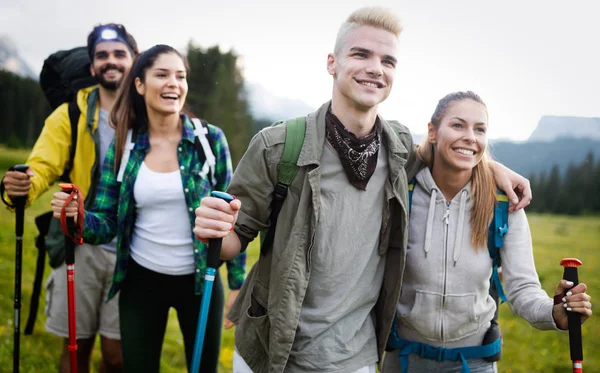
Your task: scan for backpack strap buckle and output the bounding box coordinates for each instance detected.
[273,182,288,201]
[497,223,508,237]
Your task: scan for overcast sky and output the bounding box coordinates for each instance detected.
[1,0,598,140]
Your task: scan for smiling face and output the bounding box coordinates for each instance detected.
[90,41,133,90]
[134,52,188,117]
[328,25,398,113]
[429,99,489,176]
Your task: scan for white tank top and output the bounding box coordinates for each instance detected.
[130,162,194,275]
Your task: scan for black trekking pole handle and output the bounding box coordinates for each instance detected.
[59,184,78,266]
[207,191,235,269]
[9,165,29,234]
[560,258,583,373]
[10,164,28,373]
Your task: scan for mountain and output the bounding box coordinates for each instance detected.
[528,116,600,142]
[491,115,600,176]
[245,82,315,122]
[489,137,600,177]
[0,35,37,80]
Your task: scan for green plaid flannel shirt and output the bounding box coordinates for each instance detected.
[83,115,245,300]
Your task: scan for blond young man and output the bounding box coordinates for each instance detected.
[194,7,531,373]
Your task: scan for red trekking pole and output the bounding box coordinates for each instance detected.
[59,183,84,373]
[560,258,583,373]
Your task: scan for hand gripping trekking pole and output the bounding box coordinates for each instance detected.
[191,191,235,373]
[59,183,84,373]
[5,164,29,373]
[560,258,584,373]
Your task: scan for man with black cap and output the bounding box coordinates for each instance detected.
[2,23,138,373]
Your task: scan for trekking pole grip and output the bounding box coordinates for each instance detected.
[207,191,235,269]
[560,258,583,373]
[9,165,29,236]
[59,184,77,265]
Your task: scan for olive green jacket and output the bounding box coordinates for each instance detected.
[228,102,419,373]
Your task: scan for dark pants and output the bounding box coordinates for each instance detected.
[119,258,224,373]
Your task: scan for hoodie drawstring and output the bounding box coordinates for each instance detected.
[423,189,437,257]
[452,190,468,265]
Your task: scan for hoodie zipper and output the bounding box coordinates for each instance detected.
[441,202,450,342]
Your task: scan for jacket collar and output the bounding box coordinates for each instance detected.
[80,86,100,132]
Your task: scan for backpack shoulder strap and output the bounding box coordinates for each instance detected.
[278,117,306,185]
[259,117,306,256]
[408,178,416,214]
[60,100,80,182]
[191,118,217,187]
[116,129,135,183]
[492,190,509,252]
[488,189,509,303]
[257,116,307,292]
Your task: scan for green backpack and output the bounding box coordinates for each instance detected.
[259,117,306,255]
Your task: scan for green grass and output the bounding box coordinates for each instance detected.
[497,214,600,373]
[0,146,598,372]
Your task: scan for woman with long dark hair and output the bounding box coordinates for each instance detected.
[51,44,245,372]
[383,91,592,373]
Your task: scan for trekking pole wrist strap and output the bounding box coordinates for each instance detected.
[0,176,15,208]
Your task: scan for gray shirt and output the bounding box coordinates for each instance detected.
[286,142,388,373]
[98,108,114,165]
[97,108,117,253]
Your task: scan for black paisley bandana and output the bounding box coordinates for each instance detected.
[325,108,382,191]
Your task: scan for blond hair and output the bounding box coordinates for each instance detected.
[334,7,403,55]
[417,91,496,250]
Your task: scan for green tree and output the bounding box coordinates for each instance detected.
[0,70,51,148]
[545,165,561,213]
[528,173,540,212]
[185,43,253,166]
[534,170,548,212]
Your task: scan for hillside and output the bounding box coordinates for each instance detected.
[489,137,600,177]
[529,116,600,142]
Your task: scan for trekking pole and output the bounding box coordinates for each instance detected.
[59,183,84,373]
[191,191,235,373]
[6,164,29,373]
[560,258,583,373]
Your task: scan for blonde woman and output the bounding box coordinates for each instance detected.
[383,91,592,373]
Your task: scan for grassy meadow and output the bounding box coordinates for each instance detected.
[0,144,598,372]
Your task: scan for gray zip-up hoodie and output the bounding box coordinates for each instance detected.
[394,167,557,349]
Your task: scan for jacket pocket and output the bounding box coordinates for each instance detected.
[442,294,478,341]
[399,290,440,341]
[399,290,478,342]
[235,277,271,353]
